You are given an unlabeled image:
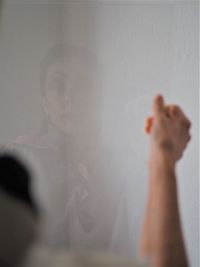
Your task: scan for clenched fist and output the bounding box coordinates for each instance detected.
[146,95,191,166]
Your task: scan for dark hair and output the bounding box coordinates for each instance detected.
[0,154,37,215]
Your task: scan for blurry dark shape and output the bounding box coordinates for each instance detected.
[0,153,37,215]
[0,153,37,267]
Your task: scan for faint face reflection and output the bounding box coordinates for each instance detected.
[41,47,100,136]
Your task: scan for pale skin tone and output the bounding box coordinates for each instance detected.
[139,95,191,267]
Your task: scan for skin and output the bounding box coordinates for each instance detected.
[139,95,191,267]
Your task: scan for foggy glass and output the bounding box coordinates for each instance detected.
[0,1,198,266]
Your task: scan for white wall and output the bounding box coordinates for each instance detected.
[0,1,198,266]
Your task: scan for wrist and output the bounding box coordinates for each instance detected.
[149,147,176,172]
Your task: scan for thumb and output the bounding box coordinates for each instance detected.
[153,95,165,117]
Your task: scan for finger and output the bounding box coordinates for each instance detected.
[164,105,172,118]
[152,95,165,117]
[170,105,191,129]
[168,105,178,120]
[183,133,191,150]
[176,107,191,129]
[144,117,154,134]
[144,117,150,133]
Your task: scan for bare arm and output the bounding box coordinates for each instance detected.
[139,177,154,258]
[139,96,191,267]
[149,154,188,267]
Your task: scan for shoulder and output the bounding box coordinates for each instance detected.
[15,134,49,149]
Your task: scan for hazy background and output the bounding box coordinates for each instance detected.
[0,1,198,266]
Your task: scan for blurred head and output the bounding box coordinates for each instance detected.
[0,154,37,213]
[0,154,37,266]
[40,43,102,136]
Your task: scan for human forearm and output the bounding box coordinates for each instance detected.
[139,152,175,258]
[149,155,188,267]
[139,95,191,267]
[139,178,154,257]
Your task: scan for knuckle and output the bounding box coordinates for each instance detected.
[173,105,181,113]
[171,106,181,117]
[187,134,191,141]
[186,120,191,129]
[182,118,191,129]
[176,105,182,111]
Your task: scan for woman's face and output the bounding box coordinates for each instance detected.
[43,57,100,135]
